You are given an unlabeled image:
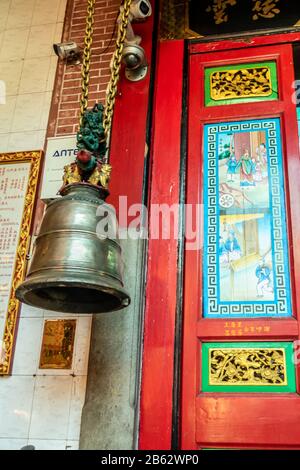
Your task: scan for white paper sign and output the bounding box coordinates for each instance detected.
[41,135,77,200]
[0,162,30,325]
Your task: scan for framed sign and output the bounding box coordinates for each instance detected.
[0,151,42,375]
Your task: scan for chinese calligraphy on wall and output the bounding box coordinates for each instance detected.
[186,0,299,38]
[206,0,281,25]
[0,163,30,319]
[252,0,280,21]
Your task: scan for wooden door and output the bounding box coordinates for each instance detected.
[182,38,300,449]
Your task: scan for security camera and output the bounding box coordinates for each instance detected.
[53,42,81,64]
[130,0,152,20]
[122,44,148,82]
[122,44,145,70]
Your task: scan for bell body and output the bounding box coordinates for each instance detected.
[16,183,130,313]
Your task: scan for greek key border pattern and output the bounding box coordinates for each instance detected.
[204,119,291,317]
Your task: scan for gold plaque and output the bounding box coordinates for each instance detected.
[39,320,76,369]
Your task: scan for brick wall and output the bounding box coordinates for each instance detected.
[53,0,121,136]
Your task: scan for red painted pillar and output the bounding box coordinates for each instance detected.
[139,40,184,450]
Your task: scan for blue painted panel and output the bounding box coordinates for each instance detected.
[203,118,292,317]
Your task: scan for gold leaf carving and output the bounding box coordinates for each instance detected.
[210,66,273,100]
[39,320,76,370]
[209,348,287,386]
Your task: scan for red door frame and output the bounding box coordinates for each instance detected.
[138,39,185,450]
[139,31,300,450]
[183,41,300,450]
[109,5,154,216]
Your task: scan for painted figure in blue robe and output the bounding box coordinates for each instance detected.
[224,231,241,261]
[255,258,273,297]
[236,149,256,187]
[226,153,238,182]
[219,236,228,264]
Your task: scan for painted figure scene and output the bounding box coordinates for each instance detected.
[219,214,274,302]
[218,129,274,302]
[218,130,269,210]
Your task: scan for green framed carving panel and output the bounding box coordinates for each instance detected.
[204,61,278,107]
[202,342,296,393]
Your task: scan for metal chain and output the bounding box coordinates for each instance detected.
[79,0,96,127]
[103,0,132,140]
[79,0,132,160]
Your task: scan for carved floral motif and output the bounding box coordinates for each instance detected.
[209,347,286,385]
[210,66,272,100]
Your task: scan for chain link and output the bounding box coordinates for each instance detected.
[79,0,132,159]
[79,0,95,127]
[103,0,132,140]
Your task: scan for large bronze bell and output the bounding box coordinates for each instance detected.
[16,183,130,313]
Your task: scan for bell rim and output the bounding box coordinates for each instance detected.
[16,277,131,314]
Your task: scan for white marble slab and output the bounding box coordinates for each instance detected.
[0,134,9,153]
[0,95,16,134]
[73,317,92,375]
[0,60,23,96]
[40,91,53,129]
[32,0,62,26]
[12,92,45,132]
[7,130,42,152]
[6,0,35,31]
[67,376,87,440]
[20,304,43,319]
[12,317,44,375]
[0,27,30,62]
[27,439,67,450]
[29,375,73,439]
[46,56,59,92]
[0,0,10,31]
[0,438,28,450]
[66,440,79,450]
[25,24,57,59]
[0,376,35,438]
[19,57,51,94]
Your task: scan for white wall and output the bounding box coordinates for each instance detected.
[0,0,92,450]
[0,0,66,152]
[0,307,92,450]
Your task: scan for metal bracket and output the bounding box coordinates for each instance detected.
[125,64,148,81]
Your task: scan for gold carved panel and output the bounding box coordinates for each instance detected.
[0,151,42,375]
[209,347,287,386]
[210,66,273,101]
[39,319,76,370]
